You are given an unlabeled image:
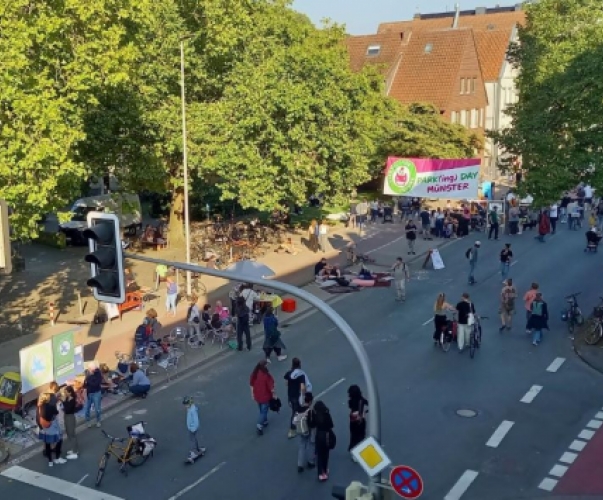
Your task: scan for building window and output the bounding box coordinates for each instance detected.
[460,78,465,94]
[366,45,381,56]
[460,110,468,126]
[451,111,458,123]
[470,109,478,128]
[471,77,477,94]
[424,43,433,54]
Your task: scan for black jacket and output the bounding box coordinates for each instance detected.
[84,369,103,394]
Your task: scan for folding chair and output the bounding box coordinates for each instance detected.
[156,353,181,381]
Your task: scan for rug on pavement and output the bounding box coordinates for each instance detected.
[323,285,362,294]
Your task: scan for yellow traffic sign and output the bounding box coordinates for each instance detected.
[351,436,392,476]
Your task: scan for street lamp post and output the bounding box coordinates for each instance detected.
[180,36,193,297]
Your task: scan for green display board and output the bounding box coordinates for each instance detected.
[52,330,75,380]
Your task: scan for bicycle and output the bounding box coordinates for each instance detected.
[436,314,455,353]
[95,421,156,488]
[564,292,584,334]
[584,298,603,345]
[469,316,487,359]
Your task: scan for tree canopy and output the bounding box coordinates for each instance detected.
[490,0,603,204]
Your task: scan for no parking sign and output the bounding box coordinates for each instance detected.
[389,465,424,499]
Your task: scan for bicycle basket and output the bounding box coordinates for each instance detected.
[594,306,603,319]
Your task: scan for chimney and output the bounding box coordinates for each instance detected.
[413,13,421,19]
[475,6,487,15]
[452,3,461,28]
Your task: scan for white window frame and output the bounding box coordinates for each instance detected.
[366,45,381,56]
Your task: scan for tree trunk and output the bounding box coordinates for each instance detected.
[168,187,185,249]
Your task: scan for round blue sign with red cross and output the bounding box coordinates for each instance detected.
[390,465,424,499]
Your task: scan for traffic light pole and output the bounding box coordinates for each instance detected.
[125,252,383,498]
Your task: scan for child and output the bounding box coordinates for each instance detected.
[183,396,205,462]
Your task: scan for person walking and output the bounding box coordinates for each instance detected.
[318,220,329,253]
[527,292,549,346]
[356,199,368,232]
[308,220,318,252]
[499,279,517,332]
[466,241,480,285]
[433,293,455,344]
[488,205,500,240]
[596,199,603,231]
[294,392,316,473]
[549,203,558,234]
[523,282,539,333]
[263,306,287,362]
[347,385,368,454]
[61,386,80,460]
[183,396,206,462]
[391,257,410,302]
[249,360,275,435]
[235,296,252,352]
[165,276,178,316]
[537,210,551,242]
[455,293,476,352]
[84,361,103,428]
[500,243,513,281]
[405,219,417,255]
[308,401,335,482]
[186,295,202,337]
[37,393,66,467]
[284,358,309,439]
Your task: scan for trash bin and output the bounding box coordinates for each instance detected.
[282,298,296,313]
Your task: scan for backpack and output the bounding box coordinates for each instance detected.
[294,410,310,435]
[465,248,472,259]
[531,300,543,316]
[135,325,147,345]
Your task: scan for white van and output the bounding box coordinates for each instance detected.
[59,193,142,245]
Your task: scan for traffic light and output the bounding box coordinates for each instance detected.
[84,212,125,304]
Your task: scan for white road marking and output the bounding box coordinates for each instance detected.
[546,357,566,373]
[77,474,88,484]
[166,461,226,500]
[538,478,558,491]
[315,378,346,400]
[327,327,337,332]
[595,411,603,420]
[569,439,587,452]
[486,420,514,448]
[444,470,479,500]
[586,419,602,430]
[1,466,123,500]
[365,235,407,255]
[559,452,578,464]
[549,464,568,478]
[579,429,595,440]
[422,317,433,326]
[510,260,519,267]
[520,385,543,404]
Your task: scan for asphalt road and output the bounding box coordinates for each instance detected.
[2,223,603,500]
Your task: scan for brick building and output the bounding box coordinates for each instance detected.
[346,4,526,180]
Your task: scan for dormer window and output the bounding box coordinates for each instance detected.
[366,45,381,56]
[424,43,433,54]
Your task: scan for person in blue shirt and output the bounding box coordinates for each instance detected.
[128,363,151,398]
[183,396,206,462]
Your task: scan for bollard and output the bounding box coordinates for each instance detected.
[49,301,55,326]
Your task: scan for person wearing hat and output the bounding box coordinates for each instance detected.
[183,396,205,462]
[467,241,481,285]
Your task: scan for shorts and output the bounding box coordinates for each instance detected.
[585,197,593,205]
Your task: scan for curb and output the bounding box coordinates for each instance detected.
[572,337,603,376]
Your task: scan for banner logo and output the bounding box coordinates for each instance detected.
[387,159,417,195]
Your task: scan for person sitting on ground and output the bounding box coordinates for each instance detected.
[328,265,342,279]
[275,237,299,255]
[358,265,374,280]
[314,258,328,277]
[128,363,151,398]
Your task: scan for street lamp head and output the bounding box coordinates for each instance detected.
[179,34,195,42]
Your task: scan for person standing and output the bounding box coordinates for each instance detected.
[419,208,431,239]
[249,360,275,435]
[37,393,66,467]
[84,362,103,428]
[308,401,335,482]
[500,243,513,281]
[455,293,476,352]
[284,358,308,439]
[186,295,202,337]
[499,279,517,332]
[560,192,571,223]
[584,184,594,211]
[183,396,206,462]
[347,385,368,454]
[467,241,480,285]
[523,283,539,333]
[527,292,549,346]
[488,205,500,240]
[568,199,579,230]
[318,220,329,253]
[391,257,410,302]
[549,203,559,234]
[61,386,80,460]
[433,293,455,344]
[435,208,445,237]
[235,296,252,352]
[370,200,379,223]
[294,392,316,473]
[263,306,287,362]
[308,220,318,252]
[508,204,520,235]
[537,210,551,242]
[165,276,178,316]
[356,199,368,231]
[596,199,603,231]
[405,219,417,255]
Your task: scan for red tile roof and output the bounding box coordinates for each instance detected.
[345,32,405,75]
[473,29,513,81]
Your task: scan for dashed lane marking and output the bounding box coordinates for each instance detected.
[444,470,479,500]
[520,385,543,404]
[546,357,566,373]
[315,378,346,400]
[486,420,514,448]
[578,429,595,440]
[549,464,568,478]
[538,478,558,492]
[166,461,226,500]
[569,439,587,452]
[586,419,602,430]
[559,452,578,464]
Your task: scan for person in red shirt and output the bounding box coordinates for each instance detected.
[249,360,275,435]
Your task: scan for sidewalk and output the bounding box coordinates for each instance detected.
[573,324,603,375]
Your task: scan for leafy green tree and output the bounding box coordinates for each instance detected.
[490,0,603,204]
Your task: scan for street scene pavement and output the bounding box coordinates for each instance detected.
[2,217,603,500]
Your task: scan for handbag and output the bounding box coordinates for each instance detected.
[269,397,282,413]
[467,302,475,326]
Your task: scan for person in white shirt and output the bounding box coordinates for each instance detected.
[567,200,580,230]
[370,201,379,223]
[549,204,558,234]
[318,221,329,253]
[240,285,260,312]
[584,185,594,210]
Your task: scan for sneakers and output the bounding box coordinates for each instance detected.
[257,425,264,436]
[96,422,102,428]
[265,358,271,364]
[318,473,329,482]
[54,458,67,465]
[287,429,297,439]
[48,461,54,467]
[277,355,288,362]
[66,452,78,460]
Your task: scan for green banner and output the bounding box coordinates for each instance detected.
[52,330,75,380]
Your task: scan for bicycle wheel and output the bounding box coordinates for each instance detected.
[584,320,603,345]
[469,333,476,358]
[440,332,451,352]
[567,314,575,334]
[95,453,109,487]
[128,443,149,467]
